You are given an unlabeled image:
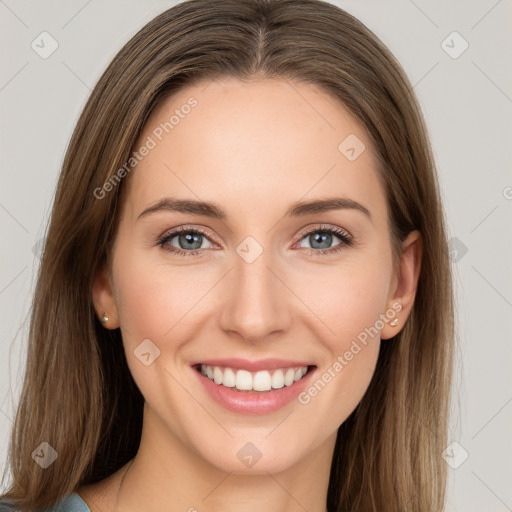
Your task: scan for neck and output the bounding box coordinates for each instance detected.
[114,403,335,512]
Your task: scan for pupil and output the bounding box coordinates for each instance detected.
[311,232,331,249]
[181,233,201,250]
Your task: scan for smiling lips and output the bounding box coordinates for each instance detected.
[191,358,316,414]
[198,364,309,392]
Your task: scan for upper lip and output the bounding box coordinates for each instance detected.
[191,358,315,372]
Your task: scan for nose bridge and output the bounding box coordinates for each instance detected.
[219,242,291,342]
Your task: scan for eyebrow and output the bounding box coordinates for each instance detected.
[137,196,372,222]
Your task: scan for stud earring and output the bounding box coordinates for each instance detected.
[100,312,109,324]
[389,318,399,327]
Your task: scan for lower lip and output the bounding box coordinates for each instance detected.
[192,366,315,415]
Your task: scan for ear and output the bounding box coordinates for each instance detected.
[92,260,119,329]
[381,230,422,340]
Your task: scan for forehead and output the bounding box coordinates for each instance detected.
[122,77,386,223]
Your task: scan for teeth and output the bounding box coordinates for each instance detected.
[213,366,223,385]
[271,370,284,389]
[199,364,309,392]
[253,371,272,391]
[284,368,295,386]
[236,370,253,390]
[223,368,236,387]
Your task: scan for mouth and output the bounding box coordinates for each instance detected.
[192,363,316,393]
[189,357,318,414]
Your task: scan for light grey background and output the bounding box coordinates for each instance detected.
[1,1,511,510]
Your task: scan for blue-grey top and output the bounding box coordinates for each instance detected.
[0,493,90,511]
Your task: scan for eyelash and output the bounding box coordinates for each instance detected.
[156,224,354,258]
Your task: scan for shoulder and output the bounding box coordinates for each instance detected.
[0,493,90,511]
[0,498,18,512]
[0,499,17,511]
[50,493,91,511]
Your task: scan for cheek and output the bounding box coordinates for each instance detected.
[293,252,392,422]
[113,251,206,346]
[111,248,209,412]
[298,251,392,347]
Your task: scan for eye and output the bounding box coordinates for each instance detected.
[295,224,353,256]
[156,224,353,258]
[157,226,214,257]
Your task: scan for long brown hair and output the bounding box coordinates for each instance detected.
[1,0,454,510]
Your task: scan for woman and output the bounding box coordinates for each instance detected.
[0,0,454,510]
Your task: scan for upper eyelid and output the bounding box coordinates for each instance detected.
[295,224,351,239]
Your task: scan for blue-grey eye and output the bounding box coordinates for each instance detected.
[299,230,342,250]
[168,231,211,251]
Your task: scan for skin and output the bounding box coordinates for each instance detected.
[81,77,422,512]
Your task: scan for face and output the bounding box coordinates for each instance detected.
[94,77,418,476]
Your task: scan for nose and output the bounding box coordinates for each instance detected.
[218,248,292,344]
